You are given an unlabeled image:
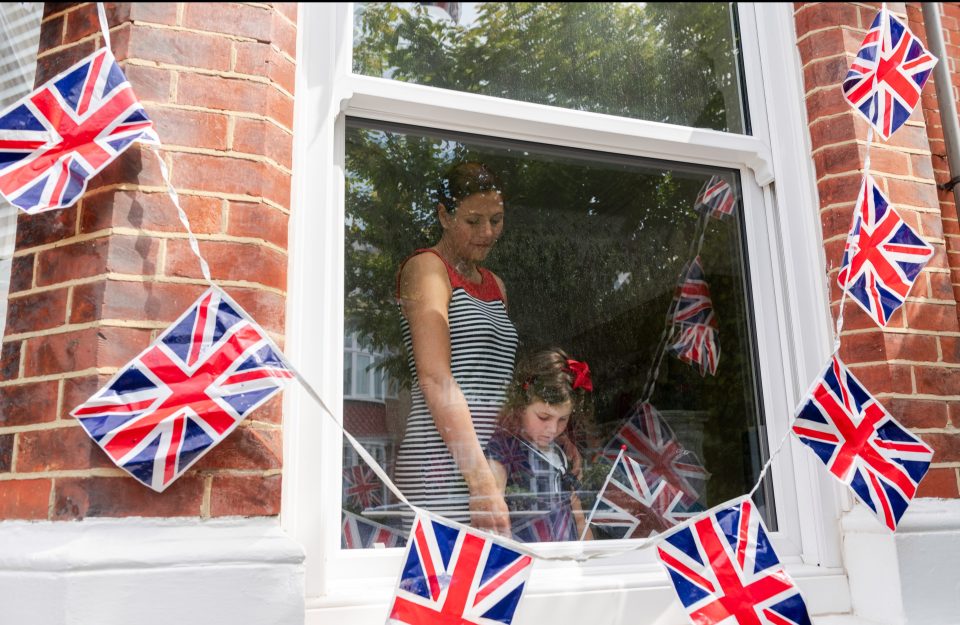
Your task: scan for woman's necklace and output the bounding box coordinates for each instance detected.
[434,242,481,283]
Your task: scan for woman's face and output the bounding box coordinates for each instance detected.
[519,400,571,451]
[438,190,504,263]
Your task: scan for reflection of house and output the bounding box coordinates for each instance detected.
[342,332,405,506]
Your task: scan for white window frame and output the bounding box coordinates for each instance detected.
[283,2,852,619]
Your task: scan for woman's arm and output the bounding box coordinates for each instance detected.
[399,253,511,535]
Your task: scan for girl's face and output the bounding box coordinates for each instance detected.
[519,399,571,451]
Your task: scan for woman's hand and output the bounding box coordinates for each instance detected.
[468,479,511,537]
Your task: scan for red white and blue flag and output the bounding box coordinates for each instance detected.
[695,176,736,220]
[842,8,937,140]
[792,355,933,531]
[70,286,293,492]
[670,324,720,377]
[343,463,384,510]
[603,402,709,506]
[658,498,812,625]
[342,511,405,549]
[591,453,692,539]
[0,47,158,214]
[837,175,934,327]
[669,257,720,376]
[388,513,534,625]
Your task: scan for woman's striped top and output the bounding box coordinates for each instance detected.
[393,249,519,523]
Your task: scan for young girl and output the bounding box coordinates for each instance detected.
[485,348,594,542]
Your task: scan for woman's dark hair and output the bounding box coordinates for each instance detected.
[436,161,503,214]
[499,348,594,444]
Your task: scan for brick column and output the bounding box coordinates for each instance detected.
[0,3,297,520]
[795,2,960,498]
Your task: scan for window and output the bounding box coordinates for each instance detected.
[0,3,43,339]
[287,2,845,611]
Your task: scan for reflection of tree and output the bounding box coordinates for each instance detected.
[353,2,743,132]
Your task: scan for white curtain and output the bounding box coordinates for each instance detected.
[0,3,43,339]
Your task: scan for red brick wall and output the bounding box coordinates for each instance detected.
[795,2,960,498]
[0,3,296,520]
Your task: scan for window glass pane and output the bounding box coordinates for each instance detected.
[356,354,373,396]
[343,352,353,396]
[353,2,748,133]
[341,119,772,548]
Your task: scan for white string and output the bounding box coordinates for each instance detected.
[833,84,877,352]
[148,147,212,283]
[580,446,624,540]
[96,2,111,51]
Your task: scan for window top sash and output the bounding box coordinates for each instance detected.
[342,74,775,185]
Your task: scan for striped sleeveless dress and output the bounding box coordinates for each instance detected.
[393,249,519,523]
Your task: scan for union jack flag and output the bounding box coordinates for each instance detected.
[591,454,692,539]
[0,47,158,214]
[669,324,720,377]
[669,257,720,375]
[388,513,534,625]
[695,176,736,220]
[792,355,933,531]
[658,498,812,625]
[71,286,293,492]
[837,175,934,327]
[843,8,937,140]
[602,402,709,506]
[343,463,383,510]
[342,511,405,549]
[511,498,577,543]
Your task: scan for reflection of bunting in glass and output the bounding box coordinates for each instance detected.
[603,402,709,506]
[343,463,383,510]
[658,498,812,625]
[0,47,158,214]
[389,513,533,625]
[591,453,693,539]
[669,257,720,376]
[342,511,405,549]
[511,498,577,543]
[842,8,936,140]
[71,286,293,492]
[695,175,735,220]
[837,175,934,327]
[792,355,933,531]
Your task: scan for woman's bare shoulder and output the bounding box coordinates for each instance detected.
[399,251,450,302]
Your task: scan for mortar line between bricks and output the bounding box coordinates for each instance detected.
[75,180,292,214]
[2,272,275,300]
[41,5,83,24]
[810,138,934,158]
[875,391,960,401]
[152,144,293,176]
[104,226,290,256]
[844,359,960,369]
[119,21,263,44]
[817,170,940,185]
[838,326,960,338]
[0,420,85,436]
[0,468,130,480]
[142,101,293,136]
[795,24,868,45]
[799,50,856,72]
[10,228,113,256]
[201,476,212,519]
[138,102,294,134]
[0,367,114,387]
[121,58,295,100]
[930,463,960,469]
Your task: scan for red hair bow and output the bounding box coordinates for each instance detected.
[565,359,593,392]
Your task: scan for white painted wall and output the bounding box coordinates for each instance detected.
[842,498,960,625]
[0,518,305,625]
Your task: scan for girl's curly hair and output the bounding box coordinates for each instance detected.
[499,348,594,446]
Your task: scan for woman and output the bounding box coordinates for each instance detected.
[393,162,518,535]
